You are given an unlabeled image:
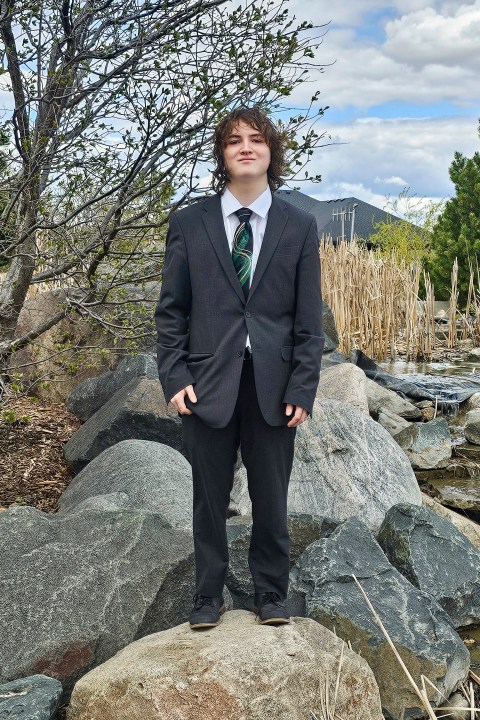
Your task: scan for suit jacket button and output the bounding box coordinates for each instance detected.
[237,350,243,356]
[245,311,251,317]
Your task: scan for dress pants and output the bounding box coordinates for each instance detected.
[181,350,297,599]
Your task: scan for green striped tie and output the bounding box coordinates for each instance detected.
[232,207,253,300]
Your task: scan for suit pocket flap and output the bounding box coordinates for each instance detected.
[187,352,214,362]
[281,345,294,361]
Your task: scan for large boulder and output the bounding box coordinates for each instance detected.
[63,377,182,473]
[0,506,195,699]
[321,349,348,369]
[466,392,480,411]
[231,399,421,532]
[377,406,410,437]
[0,674,63,720]
[66,610,383,720]
[394,418,451,469]
[67,354,159,421]
[465,408,480,445]
[421,493,480,552]
[317,363,369,415]
[58,440,192,530]
[366,378,423,419]
[292,518,470,719]
[225,513,337,607]
[378,503,480,628]
[322,301,340,351]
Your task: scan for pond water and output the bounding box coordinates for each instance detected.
[379,359,480,416]
[383,354,480,383]
[379,358,480,379]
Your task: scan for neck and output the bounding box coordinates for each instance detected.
[226,178,269,206]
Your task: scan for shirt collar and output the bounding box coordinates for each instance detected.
[221,185,272,219]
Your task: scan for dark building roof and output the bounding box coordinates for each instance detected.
[275,189,403,244]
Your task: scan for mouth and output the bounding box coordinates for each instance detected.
[238,158,254,162]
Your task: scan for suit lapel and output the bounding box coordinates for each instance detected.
[201,192,289,305]
[248,194,288,302]
[202,194,245,304]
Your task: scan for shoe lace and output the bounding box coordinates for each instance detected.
[193,594,215,611]
[254,591,285,620]
[261,592,284,607]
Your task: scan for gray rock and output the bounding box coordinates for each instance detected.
[445,691,470,719]
[366,378,423,419]
[377,407,410,437]
[394,417,451,469]
[377,503,480,628]
[465,408,480,445]
[225,513,337,607]
[322,302,339,351]
[422,475,480,517]
[415,400,434,409]
[232,399,421,533]
[292,517,470,720]
[321,349,348,368]
[466,392,480,411]
[0,506,195,697]
[64,377,183,473]
[318,363,369,415]
[421,492,480,552]
[58,440,192,530]
[0,675,63,720]
[67,611,383,720]
[67,354,159,421]
[65,492,131,512]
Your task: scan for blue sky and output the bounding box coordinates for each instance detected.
[284,0,480,212]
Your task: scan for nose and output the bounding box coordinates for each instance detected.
[240,139,253,153]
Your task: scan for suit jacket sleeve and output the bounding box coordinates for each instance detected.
[154,214,195,403]
[282,216,324,418]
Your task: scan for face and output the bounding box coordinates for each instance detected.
[222,121,271,184]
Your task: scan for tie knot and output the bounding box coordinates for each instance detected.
[235,207,253,222]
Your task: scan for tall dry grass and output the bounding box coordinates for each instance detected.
[2,236,480,364]
[320,236,480,362]
[320,236,440,361]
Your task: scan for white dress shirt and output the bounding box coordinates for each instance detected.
[220,185,272,351]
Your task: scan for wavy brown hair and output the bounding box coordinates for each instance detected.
[211,106,288,194]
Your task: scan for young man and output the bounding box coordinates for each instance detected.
[154,106,324,629]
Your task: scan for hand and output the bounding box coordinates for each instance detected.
[285,403,309,427]
[171,384,197,415]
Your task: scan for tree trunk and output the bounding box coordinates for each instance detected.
[0,194,39,345]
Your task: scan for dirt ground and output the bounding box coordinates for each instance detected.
[0,395,81,513]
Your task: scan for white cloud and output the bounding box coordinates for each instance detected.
[384,2,480,69]
[292,115,479,204]
[287,1,480,109]
[376,175,409,185]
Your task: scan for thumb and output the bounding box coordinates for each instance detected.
[185,385,197,403]
[285,403,293,415]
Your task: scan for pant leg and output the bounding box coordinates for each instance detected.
[181,402,240,597]
[237,358,296,599]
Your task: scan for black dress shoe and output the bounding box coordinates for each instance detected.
[253,592,290,625]
[189,594,225,629]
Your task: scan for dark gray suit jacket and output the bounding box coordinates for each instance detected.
[154,192,324,428]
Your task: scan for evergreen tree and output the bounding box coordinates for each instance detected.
[428,123,480,303]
